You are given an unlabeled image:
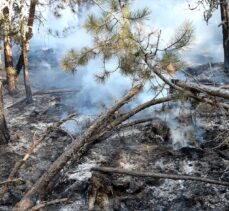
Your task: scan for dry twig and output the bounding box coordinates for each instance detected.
[92,167,229,187]
[0,178,24,187]
[29,198,68,211]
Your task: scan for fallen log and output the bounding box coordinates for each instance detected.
[14,87,176,211]
[92,167,229,187]
[176,80,229,100]
[120,118,154,128]
[33,89,79,96]
[14,85,142,211]
[144,59,229,108]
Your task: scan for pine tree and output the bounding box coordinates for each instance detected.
[62,0,193,84]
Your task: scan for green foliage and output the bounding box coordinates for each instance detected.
[62,0,194,84]
[62,49,78,72]
[62,48,97,72]
[161,51,186,71]
[169,20,194,51]
[126,8,151,23]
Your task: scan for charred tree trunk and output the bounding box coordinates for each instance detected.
[22,41,33,104]
[220,0,229,72]
[4,36,17,95]
[18,0,37,103]
[16,52,23,76]
[26,0,37,41]
[16,0,37,78]
[0,80,10,145]
[3,6,17,95]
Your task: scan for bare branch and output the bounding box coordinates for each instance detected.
[92,167,229,187]
[29,198,68,211]
[0,178,24,187]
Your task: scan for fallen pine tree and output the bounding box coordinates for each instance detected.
[13,85,179,210]
[12,79,229,210]
[175,80,229,100]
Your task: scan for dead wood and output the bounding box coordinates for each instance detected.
[33,89,79,96]
[92,167,229,187]
[0,113,76,200]
[14,85,143,211]
[14,88,175,210]
[220,85,229,89]
[145,61,229,109]
[0,178,24,187]
[120,118,154,128]
[29,198,68,211]
[108,95,175,129]
[176,80,229,100]
[13,86,228,210]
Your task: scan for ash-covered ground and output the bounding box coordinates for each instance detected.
[0,50,229,210]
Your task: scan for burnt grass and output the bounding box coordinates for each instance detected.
[0,63,229,210]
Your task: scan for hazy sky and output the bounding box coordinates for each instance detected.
[34,0,223,64]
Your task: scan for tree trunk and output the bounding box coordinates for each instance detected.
[175,80,229,100]
[16,0,37,78]
[0,80,10,145]
[16,52,23,76]
[4,36,17,95]
[22,41,33,104]
[220,0,229,72]
[3,5,17,95]
[18,0,37,104]
[14,85,143,211]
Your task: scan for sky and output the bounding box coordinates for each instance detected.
[34,0,223,64]
[31,0,224,114]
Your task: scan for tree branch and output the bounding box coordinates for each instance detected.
[14,85,142,211]
[92,167,229,187]
[29,198,68,211]
[0,178,24,187]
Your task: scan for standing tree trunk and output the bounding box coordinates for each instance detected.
[18,0,37,103]
[4,36,17,95]
[22,41,33,103]
[220,0,229,71]
[16,52,23,76]
[16,0,37,80]
[3,2,18,96]
[0,79,10,145]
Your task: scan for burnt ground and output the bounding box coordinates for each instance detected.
[0,62,229,210]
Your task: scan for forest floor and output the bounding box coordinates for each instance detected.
[0,62,229,210]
